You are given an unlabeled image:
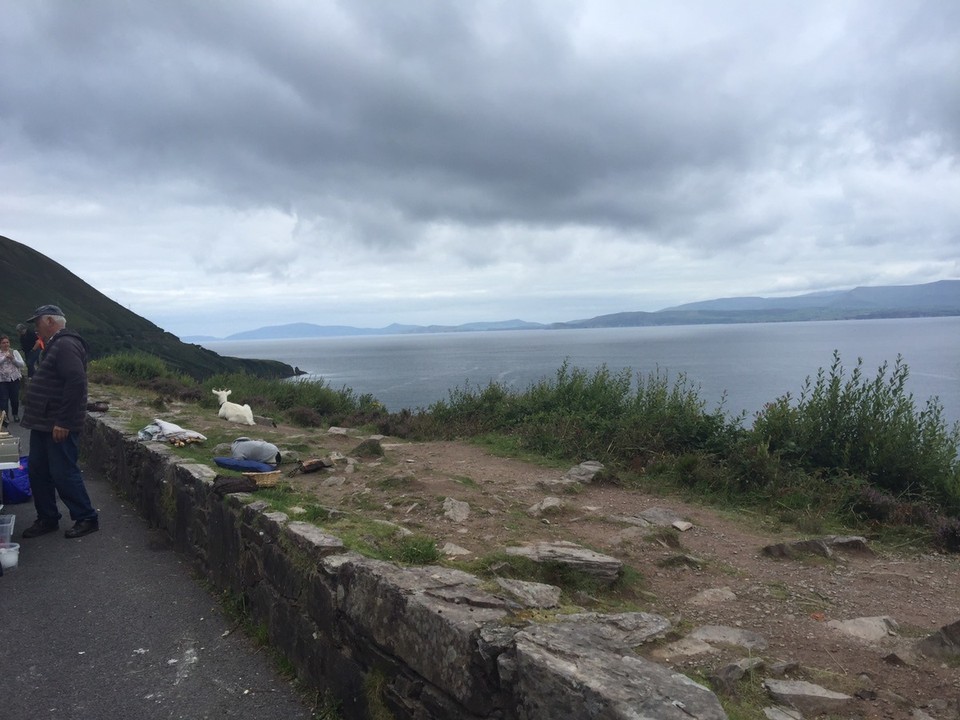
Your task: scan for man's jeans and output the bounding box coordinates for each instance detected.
[28,429,98,524]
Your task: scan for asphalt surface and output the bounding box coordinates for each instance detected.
[0,420,315,720]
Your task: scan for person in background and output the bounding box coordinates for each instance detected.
[19,304,100,539]
[0,334,26,424]
[17,322,42,378]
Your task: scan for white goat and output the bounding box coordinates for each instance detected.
[211,388,255,426]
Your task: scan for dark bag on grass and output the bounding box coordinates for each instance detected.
[212,474,258,496]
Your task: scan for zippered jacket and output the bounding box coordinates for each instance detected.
[20,329,89,433]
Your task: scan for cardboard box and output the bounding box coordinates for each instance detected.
[0,436,21,464]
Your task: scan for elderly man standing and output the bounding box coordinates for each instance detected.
[19,304,99,539]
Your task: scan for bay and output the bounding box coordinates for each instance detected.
[203,317,960,426]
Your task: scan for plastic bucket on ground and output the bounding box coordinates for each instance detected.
[0,515,14,544]
[0,542,19,570]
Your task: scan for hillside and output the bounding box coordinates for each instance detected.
[662,280,960,314]
[557,280,960,329]
[193,281,960,341]
[0,235,293,379]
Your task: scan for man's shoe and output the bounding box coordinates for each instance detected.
[65,519,99,539]
[21,520,59,539]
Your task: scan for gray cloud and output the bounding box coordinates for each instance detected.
[1,0,957,336]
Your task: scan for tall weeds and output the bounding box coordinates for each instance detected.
[424,360,734,464]
[752,351,960,512]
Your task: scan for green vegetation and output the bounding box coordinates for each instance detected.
[248,484,441,565]
[754,352,959,508]
[363,670,395,720]
[89,351,381,428]
[421,361,733,461]
[90,348,960,552]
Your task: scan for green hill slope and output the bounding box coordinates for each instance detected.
[0,235,293,379]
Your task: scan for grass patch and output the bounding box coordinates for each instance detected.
[311,692,343,720]
[394,535,441,564]
[470,432,569,468]
[711,674,770,720]
[230,484,440,565]
[376,473,419,490]
[645,527,683,549]
[363,670,393,720]
[251,484,302,507]
[301,504,339,523]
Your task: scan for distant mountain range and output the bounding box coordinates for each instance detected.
[190,280,960,342]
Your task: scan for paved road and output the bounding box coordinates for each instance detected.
[0,421,315,720]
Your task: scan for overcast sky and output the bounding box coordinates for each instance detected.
[2,1,958,338]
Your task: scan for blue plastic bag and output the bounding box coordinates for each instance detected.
[1,456,31,504]
[213,456,276,473]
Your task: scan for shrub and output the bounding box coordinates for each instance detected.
[934,517,960,553]
[142,376,200,400]
[851,485,900,522]
[394,535,441,565]
[426,380,518,438]
[90,351,187,384]
[420,361,739,466]
[750,351,960,512]
[287,406,325,427]
[377,408,436,438]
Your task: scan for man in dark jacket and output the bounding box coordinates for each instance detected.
[19,304,99,539]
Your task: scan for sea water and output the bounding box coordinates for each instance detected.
[203,316,960,425]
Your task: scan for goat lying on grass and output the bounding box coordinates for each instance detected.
[211,388,255,426]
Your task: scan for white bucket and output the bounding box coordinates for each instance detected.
[0,542,19,570]
[0,515,14,545]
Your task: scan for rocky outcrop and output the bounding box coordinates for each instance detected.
[763,679,855,716]
[80,415,727,720]
[538,460,605,489]
[761,535,873,559]
[507,614,725,720]
[916,619,960,659]
[504,540,623,584]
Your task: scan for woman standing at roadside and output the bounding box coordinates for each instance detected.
[0,334,26,424]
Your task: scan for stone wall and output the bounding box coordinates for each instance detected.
[81,415,727,720]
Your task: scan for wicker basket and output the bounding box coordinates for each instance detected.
[242,470,282,488]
